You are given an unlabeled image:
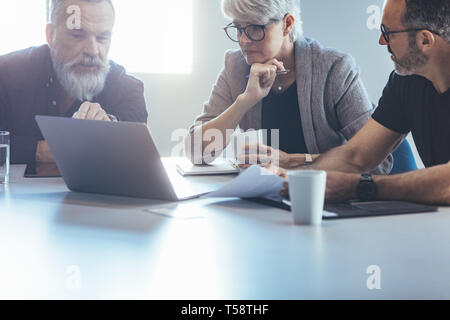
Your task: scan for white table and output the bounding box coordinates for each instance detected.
[1,162,449,299]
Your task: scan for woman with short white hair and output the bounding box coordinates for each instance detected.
[187,0,391,172]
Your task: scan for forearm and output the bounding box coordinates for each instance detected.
[187,94,255,162]
[35,140,56,163]
[288,154,320,169]
[374,163,450,205]
[309,145,368,173]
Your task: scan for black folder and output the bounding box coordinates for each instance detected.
[245,198,438,219]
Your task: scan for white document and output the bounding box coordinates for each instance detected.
[205,165,285,201]
[235,130,265,157]
[222,129,265,159]
[202,165,338,217]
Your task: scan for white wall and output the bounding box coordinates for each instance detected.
[130,0,424,167]
[131,0,236,157]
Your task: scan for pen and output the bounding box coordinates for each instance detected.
[245,69,291,79]
[228,159,240,170]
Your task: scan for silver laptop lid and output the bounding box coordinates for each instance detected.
[36,116,179,201]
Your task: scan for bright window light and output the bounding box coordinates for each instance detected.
[0,0,193,75]
[0,0,47,56]
[110,0,193,74]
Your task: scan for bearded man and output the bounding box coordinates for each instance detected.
[277,0,450,205]
[0,0,148,164]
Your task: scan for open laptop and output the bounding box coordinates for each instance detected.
[35,115,220,201]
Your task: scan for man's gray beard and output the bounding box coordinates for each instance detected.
[52,49,111,101]
[394,37,429,76]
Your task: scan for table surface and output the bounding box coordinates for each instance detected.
[1,160,449,300]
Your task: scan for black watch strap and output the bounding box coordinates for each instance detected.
[357,173,378,201]
[360,173,372,182]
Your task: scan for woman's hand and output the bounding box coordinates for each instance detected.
[241,59,285,106]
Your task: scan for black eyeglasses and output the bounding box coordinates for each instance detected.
[224,21,277,42]
[380,23,441,43]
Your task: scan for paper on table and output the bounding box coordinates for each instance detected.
[205,165,285,202]
[222,129,265,159]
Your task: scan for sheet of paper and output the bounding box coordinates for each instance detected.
[221,129,265,159]
[205,165,285,202]
[322,211,338,218]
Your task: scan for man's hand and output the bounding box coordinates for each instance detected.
[35,162,61,176]
[236,143,309,169]
[323,171,359,203]
[280,171,360,202]
[280,181,290,200]
[240,163,358,203]
[36,140,56,163]
[72,102,111,121]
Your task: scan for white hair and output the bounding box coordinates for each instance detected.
[47,0,115,24]
[52,44,111,101]
[221,0,303,42]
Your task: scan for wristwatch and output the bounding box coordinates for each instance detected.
[304,154,313,164]
[356,173,378,201]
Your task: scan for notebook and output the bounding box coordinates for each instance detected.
[176,158,240,176]
[245,198,438,219]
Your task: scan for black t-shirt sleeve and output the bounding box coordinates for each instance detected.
[372,71,411,134]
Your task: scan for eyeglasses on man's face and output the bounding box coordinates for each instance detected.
[380,23,441,43]
[224,21,277,43]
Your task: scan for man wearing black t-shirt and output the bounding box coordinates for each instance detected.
[279,0,450,205]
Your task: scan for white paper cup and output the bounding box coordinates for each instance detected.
[287,170,327,225]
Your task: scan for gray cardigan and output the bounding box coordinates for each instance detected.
[190,37,392,173]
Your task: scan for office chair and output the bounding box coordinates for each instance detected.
[390,139,418,174]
